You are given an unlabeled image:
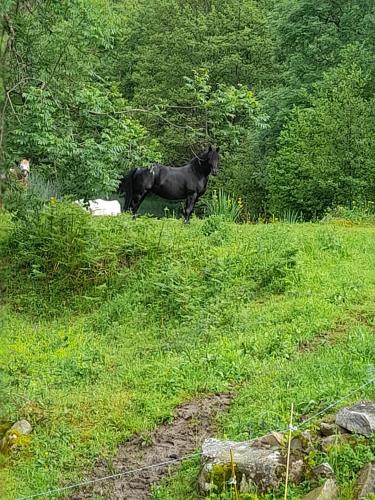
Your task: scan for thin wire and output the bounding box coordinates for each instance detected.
[16,453,202,500]
[294,377,375,431]
[17,377,375,500]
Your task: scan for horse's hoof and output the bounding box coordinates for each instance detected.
[183,219,190,224]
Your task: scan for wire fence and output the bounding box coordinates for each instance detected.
[17,453,202,500]
[17,375,375,500]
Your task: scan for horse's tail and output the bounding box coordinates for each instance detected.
[118,168,137,211]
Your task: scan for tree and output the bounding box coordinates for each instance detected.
[115,0,275,161]
[274,0,375,88]
[1,0,160,199]
[268,47,375,217]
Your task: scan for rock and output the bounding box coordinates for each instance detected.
[320,422,348,437]
[321,434,352,452]
[289,459,305,483]
[291,436,304,451]
[199,438,286,493]
[336,402,375,437]
[302,430,315,453]
[321,435,339,451]
[10,420,32,435]
[0,420,32,452]
[302,479,339,499]
[302,430,312,439]
[252,431,284,448]
[313,463,335,479]
[353,463,375,499]
[320,423,336,437]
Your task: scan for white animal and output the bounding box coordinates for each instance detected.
[75,199,121,216]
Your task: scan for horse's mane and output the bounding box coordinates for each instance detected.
[189,150,209,170]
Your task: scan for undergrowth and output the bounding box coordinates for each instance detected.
[323,201,375,224]
[1,201,298,317]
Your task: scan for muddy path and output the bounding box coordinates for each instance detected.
[71,392,233,499]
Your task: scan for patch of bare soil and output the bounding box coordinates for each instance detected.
[298,318,351,353]
[71,392,233,500]
[298,312,375,353]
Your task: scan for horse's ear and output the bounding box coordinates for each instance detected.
[208,145,212,152]
[216,147,220,153]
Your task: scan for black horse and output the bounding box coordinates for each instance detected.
[118,146,220,223]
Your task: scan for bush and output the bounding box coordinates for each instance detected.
[248,226,299,293]
[268,54,375,219]
[4,200,96,290]
[142,223,299,323]
[1,205,300,317]
[323,202,375,224]
[2,173,62,217]
[1,200,146,312]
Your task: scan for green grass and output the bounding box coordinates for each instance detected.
[0,212,375,499]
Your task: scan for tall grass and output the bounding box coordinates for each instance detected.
[281,207,303,224]
[204,189,243,222]
[2,172,62,216]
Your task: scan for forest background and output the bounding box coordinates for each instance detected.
[1,0,375,218]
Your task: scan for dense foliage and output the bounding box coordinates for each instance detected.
[1,0,374,216]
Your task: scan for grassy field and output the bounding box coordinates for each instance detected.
[0,208,374,498]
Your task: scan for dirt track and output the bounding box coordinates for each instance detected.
[71,392,233,499]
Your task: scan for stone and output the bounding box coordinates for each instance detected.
[320,423,336,437]
[198,438,286,494]
[353,463,375,499]
[313,463,335,479]
[321,435,338,451]
[302,430,315,453]
[290,436,304,451]
[252,431,284,448]
[0,420,32,452]
[10,420,32,435]
[320,422,348,437]
[289,459,305,483]
[302,479,339,499]
[321,434,352,452]
[336,402,375,437]
[302,430,313,440]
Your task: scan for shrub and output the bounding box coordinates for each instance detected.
[201,215,232,246]
[1,200,147,311]
[281,208,303,224]
[248,227,299,293]
[4,199,96,290]
[2,173,62,217]
[323,201,375,224]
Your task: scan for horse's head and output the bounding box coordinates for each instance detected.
[18,159,30,179]
[206,146,220,176]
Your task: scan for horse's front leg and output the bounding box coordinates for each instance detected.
[131,191,148,219]
[183,193,198,224]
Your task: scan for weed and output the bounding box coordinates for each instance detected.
[204,189,242,222]
[281,208,303,224]
[323,201,375,224]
